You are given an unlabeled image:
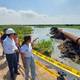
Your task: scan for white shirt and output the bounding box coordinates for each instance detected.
[20,43,33,57]
[3,36,18,54]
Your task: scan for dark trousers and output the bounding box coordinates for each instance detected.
[16,53,19,65]
[6,53,18,80]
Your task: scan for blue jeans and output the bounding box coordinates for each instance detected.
[6,53,18,80]
[24,56,36,80]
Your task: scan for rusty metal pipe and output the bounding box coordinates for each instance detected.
[59,30,80,45]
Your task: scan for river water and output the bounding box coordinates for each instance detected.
[31,27,50,40]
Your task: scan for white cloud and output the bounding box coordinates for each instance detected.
[0,7,80,24]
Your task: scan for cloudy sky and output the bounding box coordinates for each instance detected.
[0,0,80,24]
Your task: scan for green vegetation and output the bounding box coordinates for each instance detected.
[55,25,80,29]
[34,25,80,29]
[24,24,80,29]
[0,24,80,29]
[33,39,53,57]
[0,25,33,39]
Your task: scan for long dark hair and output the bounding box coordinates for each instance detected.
[22,36,31,45]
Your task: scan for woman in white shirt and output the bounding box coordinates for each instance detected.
[20,36,36,80]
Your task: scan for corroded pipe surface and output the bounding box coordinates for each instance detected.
[50,27,80,45]
[59,30,80,45]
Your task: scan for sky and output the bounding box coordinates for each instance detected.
[0,0,80,24]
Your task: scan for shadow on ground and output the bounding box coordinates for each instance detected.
[3,70,11,80]
[0,55,4,60]
[0,60,7,70]
[3,70,17,80]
